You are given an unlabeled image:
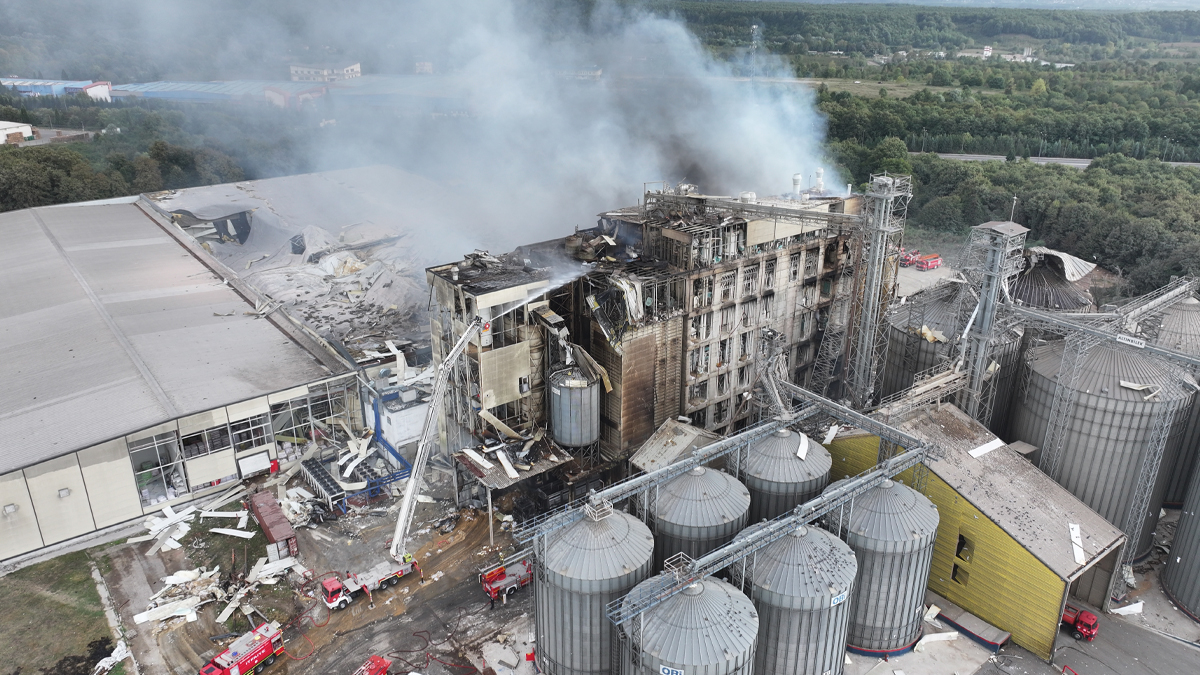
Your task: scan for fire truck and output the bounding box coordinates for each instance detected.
[198,622,283,675]
[1062,604,1099,641]
[322,556,420,610]
[900,249,921,267]
[480,558,533,600]
[354,655,393,675]
[916,254,942,271]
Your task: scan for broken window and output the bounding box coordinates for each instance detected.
[720,272,737,303]
[271,382,354,445]
[231,413,271,452]
[692,276,714,309]
[738,365,748,387]
[764,260,776,289]
[129,432,188,508]
[692,407,708,428]
[690,312,713,341]
[689,379,709,404]
[952,564,969,586]
[761,295,774,321]
[820,278,833,299]
[742,265,759,296]
[956,534,974,562]
[740,331,755,359]
[790,252,801,282]
[720,306,736,334]
[805,249,819,277]
[689,346,710,374]
[181,425,231,459]
[718,339,732,367]
[741,300,757,327]
[713,399,729,424]
[717,373,729,395]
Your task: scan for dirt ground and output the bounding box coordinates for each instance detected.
[100,469,524,675]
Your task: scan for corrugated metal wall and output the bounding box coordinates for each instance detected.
[593,318,683,463]
[826,434,1065,661]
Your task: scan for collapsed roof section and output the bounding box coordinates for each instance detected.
[1012,247,1097,311]
[144,166,468,363]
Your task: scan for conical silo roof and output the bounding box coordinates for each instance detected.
[631,578,758,667]
[837,479,939,548]
[742,429,832,486]
[888,282,961,334]
[1010,264,1091,310]
[1153,296,1200,354]
[656,466,750,530]
[1027,341,1193,403]
[545,509,654,591]
[743,523,857,611]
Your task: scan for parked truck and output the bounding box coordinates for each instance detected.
[322,556,420,610]
[900,249,921,267]
[916,254,942,271]
[198,622,283,675]
[480,557,533,600]
[353,656,393,675]
[1062,603,1099,641]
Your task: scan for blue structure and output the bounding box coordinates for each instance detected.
[1,78,110,99]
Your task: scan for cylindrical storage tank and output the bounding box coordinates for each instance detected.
[621,577,758,675]
[824,478,939,656]
[651,466,750,571]
[1008,341,1195,556]
[1152,297,1200,506]
[880,284,1021,435]
[732,522,857,675]
[1163,457,1200,621]
[739,428,832,523]
[549,367,601,447]
[537,507,654,675]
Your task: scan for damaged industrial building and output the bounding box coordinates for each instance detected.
[4,165,1200,675]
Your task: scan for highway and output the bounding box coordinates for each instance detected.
[924,152,1200,170]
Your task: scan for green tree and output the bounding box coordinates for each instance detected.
[1030,78,1048,96]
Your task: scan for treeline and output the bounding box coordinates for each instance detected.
[832,141,1200,296]
[650,2,1200,56]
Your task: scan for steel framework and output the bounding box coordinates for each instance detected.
[845,174,912,410]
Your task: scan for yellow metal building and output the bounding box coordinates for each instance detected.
[826,405,1125,661]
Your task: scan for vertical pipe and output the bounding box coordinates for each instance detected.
[488,488,494,548]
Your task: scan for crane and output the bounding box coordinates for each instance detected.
[389,316,483,561]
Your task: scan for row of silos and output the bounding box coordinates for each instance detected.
[1160,297,1200,622]
[537,428,941,675]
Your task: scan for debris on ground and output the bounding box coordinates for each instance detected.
[90,639,132,675]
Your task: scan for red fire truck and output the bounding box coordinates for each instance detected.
[916,254,942,271]
[900,249,921,267]
[1062,604,1099,641]
[198,622,283,675]
[353,655,393,675]
[322,556,420,610]
[481,558,533,600]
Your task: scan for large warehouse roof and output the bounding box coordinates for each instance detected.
[0,200,340,475]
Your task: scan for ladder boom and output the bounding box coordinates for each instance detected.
[390,317,482,560]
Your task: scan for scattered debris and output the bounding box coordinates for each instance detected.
[90,639,131,675]
[1111,601,1144,615]
[211,527,256,539]
[914,631,958,651]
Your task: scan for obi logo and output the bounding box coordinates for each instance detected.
[830,590,848,607]
[660,666,684,675]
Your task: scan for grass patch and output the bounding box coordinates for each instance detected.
[180,508,266,576]
[0,552,109,674]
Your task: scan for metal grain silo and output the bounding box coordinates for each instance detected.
[1010,248,1094,312]
[1008,341,1194,556]
[650,466,750,571]
[621,577,758,675]
[1150,297,1200,506]
[1163,462,1200,621]
[537,505,654,675]
[823,478,939,655]
[731,522,857,675]
[549,367,601,447]
[739,428,832,523]
[880,283,1020,434]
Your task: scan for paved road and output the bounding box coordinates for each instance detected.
[974,617,1200,675]
[924,152,1200,170]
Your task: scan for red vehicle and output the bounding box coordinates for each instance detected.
[322,556,420,610]
[1062,604,1098,641]
[481,558,533,599]
[916,254,942,271]
[198,622,283,675]
[353,656,393,675]
[900,249,921,267]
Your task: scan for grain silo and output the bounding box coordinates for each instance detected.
[1162,461,1200,621]
[730,522,857,675]
[1150,296,1200,506]
[739,428,832,523]
[536,503,654,675]
[548,366,601,448]
[620,577,758,675]
[1010,248,1095,312]
[823,478,939,655]
[880,282,1021,434]
[650,466,750,571]
[1007,340,1195,556]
